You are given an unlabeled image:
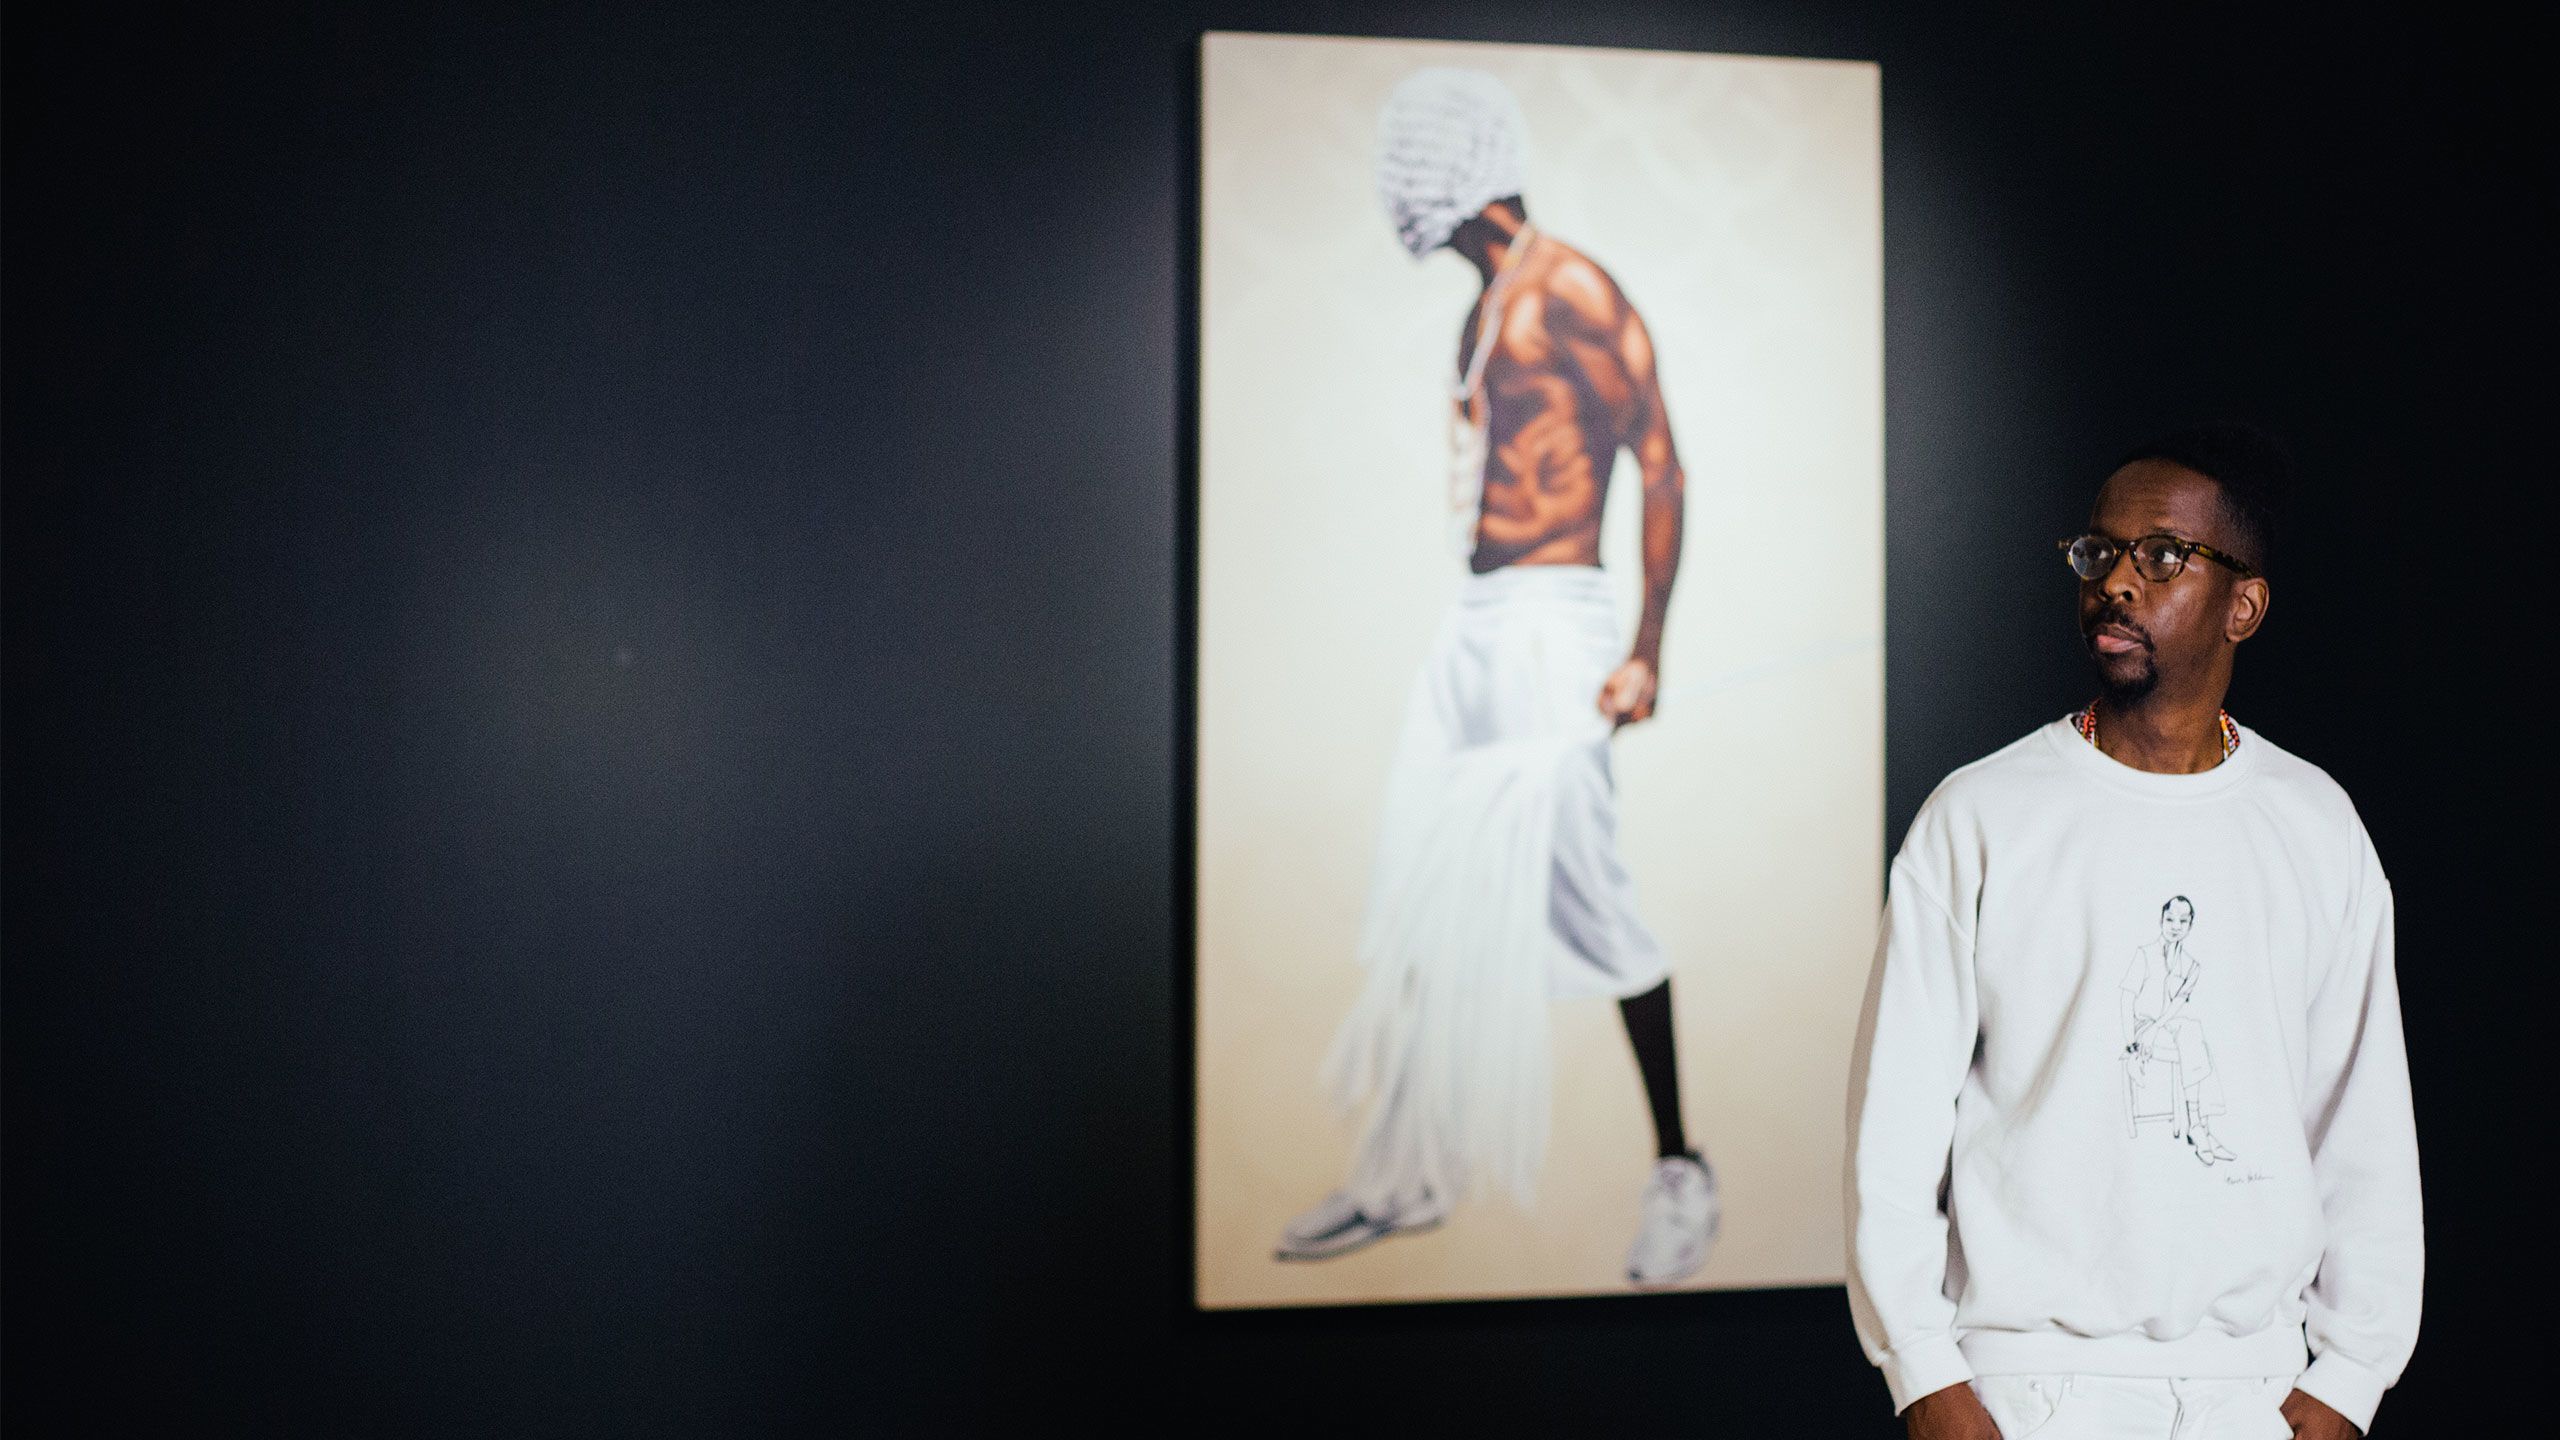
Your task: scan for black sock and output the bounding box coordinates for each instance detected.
[1618,979,1688,1159]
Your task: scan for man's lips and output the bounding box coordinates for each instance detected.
[2088,622,2148,655]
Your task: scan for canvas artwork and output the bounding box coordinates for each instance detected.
[1195,30,1884,1308]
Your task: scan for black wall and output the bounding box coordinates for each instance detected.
[5,2,2545,1433]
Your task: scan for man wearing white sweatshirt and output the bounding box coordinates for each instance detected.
[1846,425,2422,1439]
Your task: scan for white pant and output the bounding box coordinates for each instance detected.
[1322,564,1666,1215]
[1971,1374,2299,1440]
[1360,563,1665,999]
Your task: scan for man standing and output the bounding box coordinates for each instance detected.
[1846,426,2422,1437]
[1273,67,1715,1288]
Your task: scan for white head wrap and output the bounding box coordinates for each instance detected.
[1374,67,1529,258]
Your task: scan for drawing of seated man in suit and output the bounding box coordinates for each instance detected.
[2119,895,2238,1166]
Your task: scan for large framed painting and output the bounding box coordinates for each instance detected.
[1194,30,1883,1308]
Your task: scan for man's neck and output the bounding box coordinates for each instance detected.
[1452,210,1527,284]
[2094,690,2230,775]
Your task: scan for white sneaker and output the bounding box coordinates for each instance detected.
[1273,1186,1447,1262]
[1626,1152,1719,1287]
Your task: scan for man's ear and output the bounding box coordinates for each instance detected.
[2227,577,2271,643]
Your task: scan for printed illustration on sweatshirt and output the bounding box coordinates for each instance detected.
[2116,896,2239,1166]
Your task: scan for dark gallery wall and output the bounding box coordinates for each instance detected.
[3,1,2544,1433]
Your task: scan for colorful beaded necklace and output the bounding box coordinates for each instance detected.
[2077,700,2239,762]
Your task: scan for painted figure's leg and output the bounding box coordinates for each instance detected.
[1619,976,1718,1287]
[1618,978,1687,1159]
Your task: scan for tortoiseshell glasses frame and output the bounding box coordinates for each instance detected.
[2058,531,2260,583]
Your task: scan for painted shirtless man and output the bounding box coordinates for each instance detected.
[1275,67,1715,1287]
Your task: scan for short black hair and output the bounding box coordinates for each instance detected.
[2116,422,2294,575]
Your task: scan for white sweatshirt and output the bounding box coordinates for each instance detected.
[1845,716,2423,1433]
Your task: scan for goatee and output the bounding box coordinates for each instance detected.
[2095,663,2159,705]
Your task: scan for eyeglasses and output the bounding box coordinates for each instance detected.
[2057,531,2259,583]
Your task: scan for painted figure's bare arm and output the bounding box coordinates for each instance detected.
[1552,264,1684,724]
[1616,302,1684,677]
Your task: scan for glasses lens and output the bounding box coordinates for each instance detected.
[2065,535,2114,579]
[2132,537,2188,581]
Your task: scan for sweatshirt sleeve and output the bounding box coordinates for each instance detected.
[2292,854,2424,1434]
[1844,838,1980,1414]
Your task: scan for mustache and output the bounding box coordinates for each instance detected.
[2085,603,2153,650]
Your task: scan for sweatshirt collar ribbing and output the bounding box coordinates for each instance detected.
[2039,712,2262,800]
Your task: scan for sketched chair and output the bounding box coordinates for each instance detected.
[2122,1048,2179,1137]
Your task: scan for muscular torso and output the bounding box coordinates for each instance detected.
[1456,239,1645,573]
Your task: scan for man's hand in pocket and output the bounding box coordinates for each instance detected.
[2277,1389,2360,1439]
[1905,1382,2002,1440]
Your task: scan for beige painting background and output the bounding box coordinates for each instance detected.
[1196,32,1883,1308]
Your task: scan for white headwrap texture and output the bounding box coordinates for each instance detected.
[1374,67,1529,258]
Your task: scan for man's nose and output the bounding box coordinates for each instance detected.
[2099,546,2144,602]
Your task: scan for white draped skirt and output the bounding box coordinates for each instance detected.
[1322,564,1668,1213]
